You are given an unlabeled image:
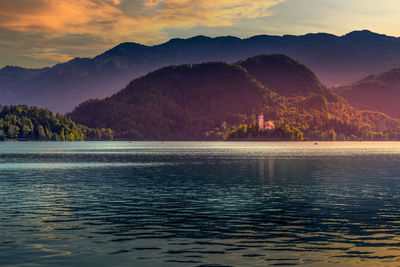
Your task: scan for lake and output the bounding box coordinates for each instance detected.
[1,141,400,266]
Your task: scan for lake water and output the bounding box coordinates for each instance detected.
[1,141,400,266]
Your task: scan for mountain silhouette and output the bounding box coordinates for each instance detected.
[2,30,400,113]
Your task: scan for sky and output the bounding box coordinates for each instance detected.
[1,0,400,68]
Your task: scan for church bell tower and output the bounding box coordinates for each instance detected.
[258,110,264,131]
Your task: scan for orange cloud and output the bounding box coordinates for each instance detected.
[0,0,284,44]
[0,0,284,67]
[0,1,121,34]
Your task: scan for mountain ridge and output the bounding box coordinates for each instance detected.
[2,30,397,72]
[2,30,400,113]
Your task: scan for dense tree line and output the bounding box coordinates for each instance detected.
[261,94,400,141]
[0,105,113,141]
[217,121,304,141]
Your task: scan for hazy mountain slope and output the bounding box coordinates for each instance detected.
[69,56,400,140]
[335,69,400,118]
[0,66,49,100]
[2,30,400,113]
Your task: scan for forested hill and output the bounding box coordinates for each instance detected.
[0,105,113,141]
[69,62,270,140]
[335,69,400,119]
[69,55,400,141]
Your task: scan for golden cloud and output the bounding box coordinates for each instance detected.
[0,1,122,34]
[0,0,283,44]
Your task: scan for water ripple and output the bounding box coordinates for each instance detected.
[2,141,400,266]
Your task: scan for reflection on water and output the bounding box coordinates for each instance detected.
[257,157,275,181]
[1,142,400,266]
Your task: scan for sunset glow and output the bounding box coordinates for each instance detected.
[3,1,400,266]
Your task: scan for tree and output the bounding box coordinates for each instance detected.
[0,105,112,141]
[36,125,46,140]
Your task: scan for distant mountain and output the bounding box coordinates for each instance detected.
[3,30,400,113]
[335,69,400,118]
[69,55,399,141]
[0,66,48,99]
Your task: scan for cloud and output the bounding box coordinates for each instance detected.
[0,1,123,35]
[0,0,283,48]
[0,0,284,67]
[0,29,110,67]
[2,0,400,68]
[25,48,74,63]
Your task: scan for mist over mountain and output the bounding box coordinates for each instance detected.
[2,30,400,113]
[335,69,400,118]
[69,55,399,141]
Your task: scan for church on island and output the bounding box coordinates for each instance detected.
[258,111,274,131]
